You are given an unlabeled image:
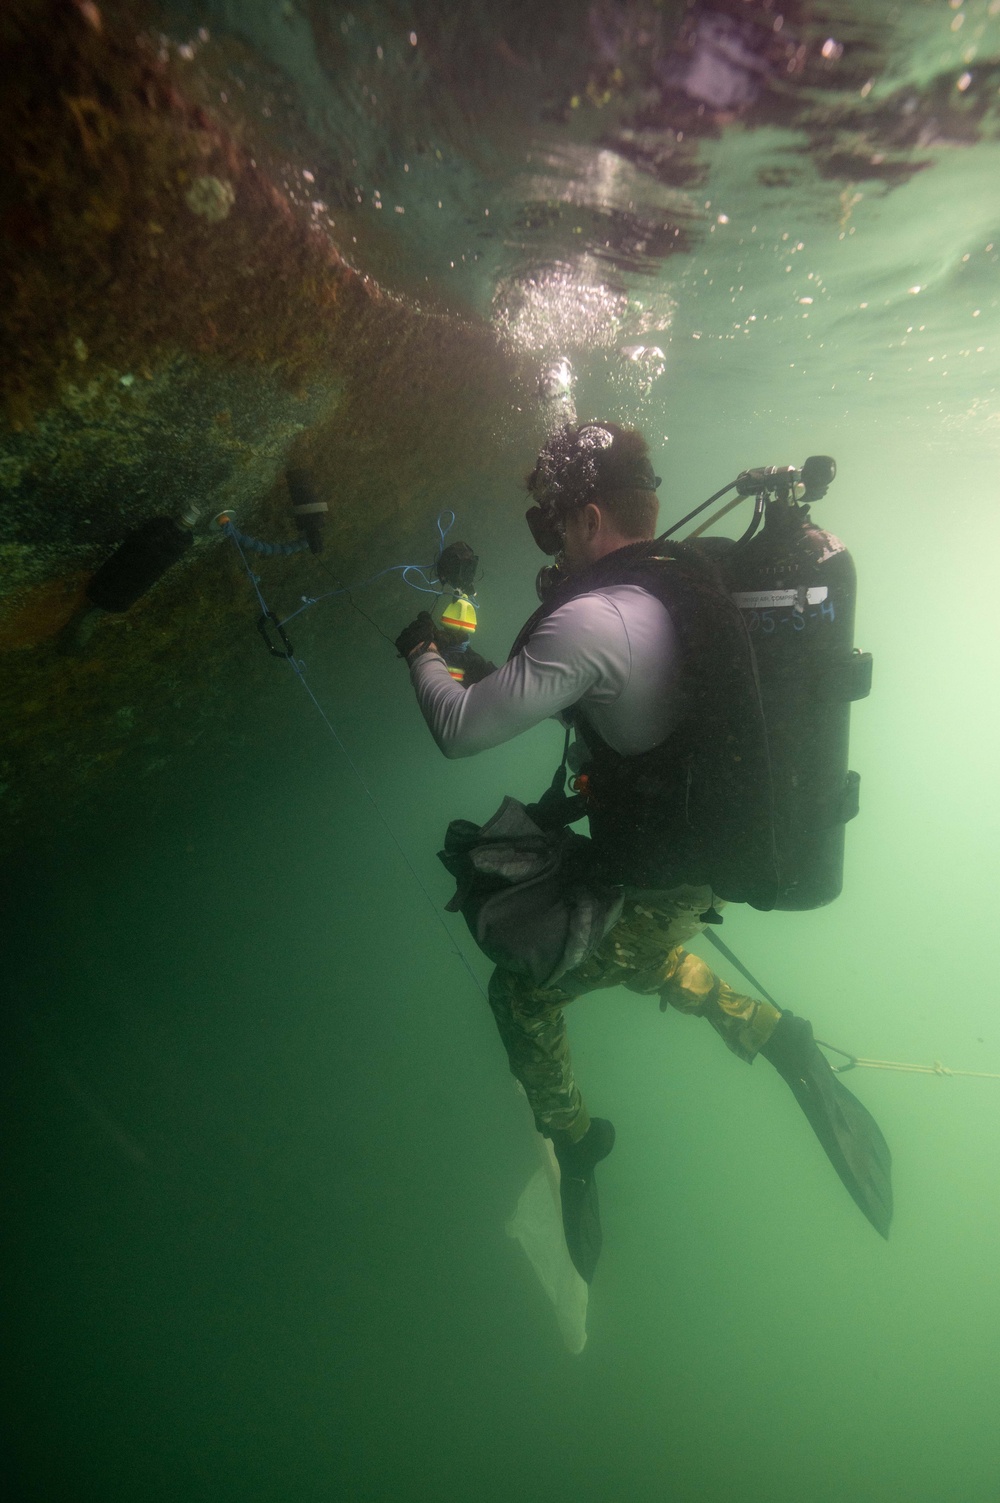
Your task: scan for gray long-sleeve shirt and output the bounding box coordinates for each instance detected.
[409,584,682,759]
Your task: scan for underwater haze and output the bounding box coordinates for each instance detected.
[3,2,1000,1501]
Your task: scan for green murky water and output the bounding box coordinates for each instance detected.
[5,3,1000,1499]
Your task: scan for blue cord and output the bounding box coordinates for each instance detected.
[278,563,441,627]
[220,514,455,625]
[436,510,455,551]
[223,522,309,557]
[224,523,490,1004]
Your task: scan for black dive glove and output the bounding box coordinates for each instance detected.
[456,648,497,685]
[395,611,437,659]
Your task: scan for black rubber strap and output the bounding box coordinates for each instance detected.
[701,928,780,1008]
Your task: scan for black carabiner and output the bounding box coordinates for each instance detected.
[256,609,294,658]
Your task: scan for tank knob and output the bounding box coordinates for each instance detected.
[800,455,836,501]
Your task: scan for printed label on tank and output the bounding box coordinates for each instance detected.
[731,587,828,609]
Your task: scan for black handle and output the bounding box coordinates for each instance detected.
[256,610,295,658]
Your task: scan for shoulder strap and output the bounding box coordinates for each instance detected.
[509,540,694,660]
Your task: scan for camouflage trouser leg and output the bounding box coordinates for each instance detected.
[487,885,782,1142]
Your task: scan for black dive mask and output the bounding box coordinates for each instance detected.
[525,504,565,556]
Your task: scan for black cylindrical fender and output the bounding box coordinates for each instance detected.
[286,469,328,555]
[86,516,194,613]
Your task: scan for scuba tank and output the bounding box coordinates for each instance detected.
[705,457,872,910]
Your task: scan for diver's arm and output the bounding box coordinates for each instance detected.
[408,595,627,758]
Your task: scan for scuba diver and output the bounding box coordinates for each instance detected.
[395,421,891,1283]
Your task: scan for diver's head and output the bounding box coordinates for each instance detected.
[525,422,661,573]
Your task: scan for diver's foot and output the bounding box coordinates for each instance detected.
[552,1119,615,1285]
[552,1117,616,1178]
[759,1010,816,1081]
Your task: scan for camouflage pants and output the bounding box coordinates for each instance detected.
[487,885,782,1142]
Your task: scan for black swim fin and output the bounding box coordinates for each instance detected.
[553,1117,616,1283]
[762,1012,893,1239]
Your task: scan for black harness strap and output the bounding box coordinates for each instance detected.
[701,929,781,1008]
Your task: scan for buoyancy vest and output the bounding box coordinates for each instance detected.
[510,540,780,910]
